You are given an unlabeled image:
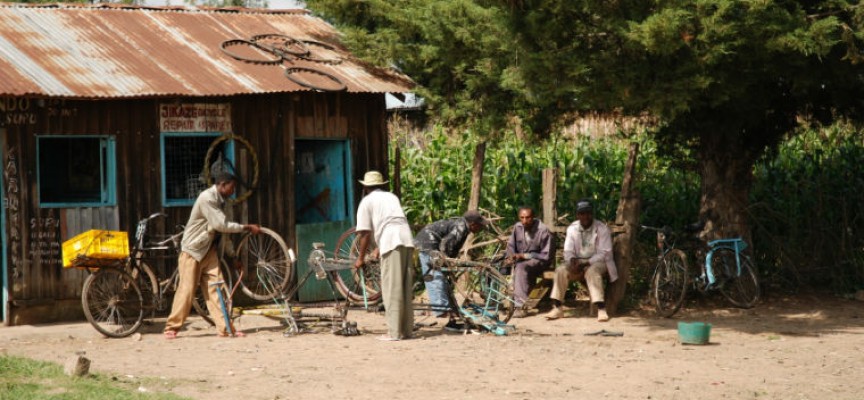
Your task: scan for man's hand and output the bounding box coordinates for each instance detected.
[245,224,261,235]
[353,257,365,270]
[569,258,589,280]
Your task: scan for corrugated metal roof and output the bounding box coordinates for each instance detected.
[0,3,413,98]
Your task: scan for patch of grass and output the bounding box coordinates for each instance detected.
[0,354,190,400]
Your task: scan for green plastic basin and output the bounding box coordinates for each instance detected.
[678,321,712,345]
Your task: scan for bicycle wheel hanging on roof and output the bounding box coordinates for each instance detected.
[297,40,343,64]
[284,67,347,92]
[250,33,310,58]
[202,133,259,204]
[220,39,283,64]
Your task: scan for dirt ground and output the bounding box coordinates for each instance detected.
[1,291,862,400]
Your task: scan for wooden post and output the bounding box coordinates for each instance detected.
[542,168,560,232]
[393,144,402,199]
[460,142,486,259]
[467,142,486,211]
[607,142,641,315]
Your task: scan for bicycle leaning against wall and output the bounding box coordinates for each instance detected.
[642,223,760,317]
[78,213,294,338]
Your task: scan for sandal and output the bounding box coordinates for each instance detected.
[217,331,246,338]
[164,330,178,340]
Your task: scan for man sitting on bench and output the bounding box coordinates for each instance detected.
[545,199,618,322]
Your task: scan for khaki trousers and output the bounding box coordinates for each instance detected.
[381,246,415,339]
[164,247,230,335]
[550,261,608,304]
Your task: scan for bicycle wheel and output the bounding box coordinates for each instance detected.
[162,265,216,326]
[713,248,760,308]
[81,268,144,338]
[454,265,515,325]
[331,228,383,304]
[202,133,259,204]
[233,228,294,301]
[652,249,689,318]
[127,258,158,319]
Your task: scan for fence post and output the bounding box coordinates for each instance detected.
[608,142,641,315]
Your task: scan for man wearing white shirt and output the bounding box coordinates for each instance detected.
[545,199,618,322]
[353,170,415,341]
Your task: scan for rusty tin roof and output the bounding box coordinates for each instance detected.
[0,3,413,98]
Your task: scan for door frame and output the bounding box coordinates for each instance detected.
[1,127,8,323]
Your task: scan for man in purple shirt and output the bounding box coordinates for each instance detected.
[505,206,553,317]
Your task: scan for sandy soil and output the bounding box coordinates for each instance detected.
[1,291,862,400]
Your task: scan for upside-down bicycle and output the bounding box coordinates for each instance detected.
[643,223,760,317]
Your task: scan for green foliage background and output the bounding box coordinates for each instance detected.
[391,123,864,298]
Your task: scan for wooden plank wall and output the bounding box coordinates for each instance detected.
[0,92,389,324]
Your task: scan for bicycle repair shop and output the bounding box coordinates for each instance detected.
[0,3,413,326]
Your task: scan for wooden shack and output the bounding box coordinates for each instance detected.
[0,3,412,325]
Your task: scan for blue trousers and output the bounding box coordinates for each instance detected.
[418,251,450,315]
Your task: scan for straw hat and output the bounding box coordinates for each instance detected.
[359,170,388,186]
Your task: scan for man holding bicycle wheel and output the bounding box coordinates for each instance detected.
[545,199,618,322]
[164,172,260,339]
[353,170,415,341]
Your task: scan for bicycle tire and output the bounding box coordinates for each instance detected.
[163,265,216,326]
[233,228,294,301]
[297,40,343,64]
[713,248,760,308]
[220,39,283,64]
[284,67,347,92]
[250,33,310,57]
[202,133,259,205]
[81,268,144,338]
[331,227,383,304]
[454,264,515,324]
[652,249,689,318]
[128,257,158,319]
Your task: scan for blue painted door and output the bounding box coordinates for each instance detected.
[294,140,353,302]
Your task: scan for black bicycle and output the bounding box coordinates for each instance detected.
[80,213,295,338]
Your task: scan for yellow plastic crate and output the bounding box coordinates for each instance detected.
[62,229,130,268]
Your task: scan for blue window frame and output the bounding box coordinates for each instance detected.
[161,132,233,207]
[37,135,116,208]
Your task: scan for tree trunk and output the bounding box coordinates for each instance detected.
[698,132,755,242]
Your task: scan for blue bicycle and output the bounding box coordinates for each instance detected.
[643,224,760,317]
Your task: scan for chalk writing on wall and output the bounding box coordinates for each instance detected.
[4,147,21,277]
[29,215,61,267]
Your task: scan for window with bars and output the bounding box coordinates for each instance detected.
[161,133,233,206]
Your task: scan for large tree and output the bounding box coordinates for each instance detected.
[307,0,864,239]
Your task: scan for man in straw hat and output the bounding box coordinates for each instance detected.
[353,170,415,341]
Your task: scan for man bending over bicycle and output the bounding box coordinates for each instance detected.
[414,210,488,330]
[164,172,260,339]
[545,199,618,322]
